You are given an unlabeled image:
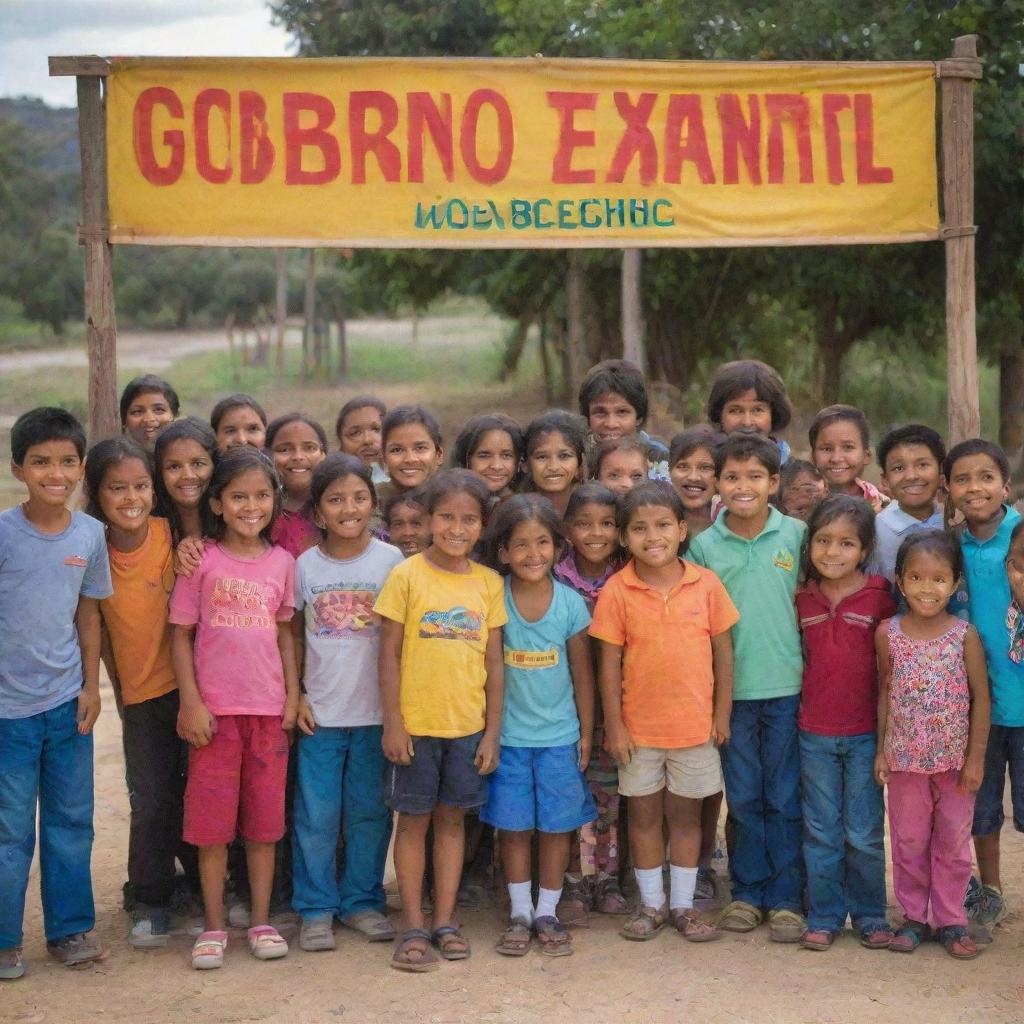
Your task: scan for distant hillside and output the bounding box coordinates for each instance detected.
[0,97,78,179]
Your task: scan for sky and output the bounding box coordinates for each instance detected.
[1,0,295,107]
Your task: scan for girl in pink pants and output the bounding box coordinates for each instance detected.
[874,531,990,960]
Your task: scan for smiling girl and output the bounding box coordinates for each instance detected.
[120,375,179,451]
[266,413,328,558]
[377,405,444,506]
[523,411,587,518]
[453,414,524,505]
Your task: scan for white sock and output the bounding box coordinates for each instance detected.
[635,866,666,910]
[535,886,561,920]
[669,865,699,911]
[508,880,534,923]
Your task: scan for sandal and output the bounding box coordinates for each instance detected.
[799,929,835,951]
[247,924,288,961]
[889,920,928,953]
[768,908,806,943]
[495,917,532,957]
[592,874,629,916]
[717,900,763,933]
[533,915,573,957]
[432,924,471,961]
[191,930,228,970]
[391,928,440,972]
[556,875,591,928]
[671,908,722,943]
[939,925,981,960]
[859,927,894,950]
[620,903,668,941]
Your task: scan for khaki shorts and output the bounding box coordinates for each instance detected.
[618,739,722,799]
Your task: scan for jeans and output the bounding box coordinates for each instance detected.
[799,731,887,933]
[721,695,802,911]
[0,698,95,947]
[291,724,392,920]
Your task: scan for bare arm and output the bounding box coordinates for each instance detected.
[292,610,315,735]
[277,621,300,733]
[172,624,214,747]
[379,617,412,764]
[567,630,595,770]
[960,626,991,793]
[597,639,634,765]
[874,626,892,785]
[74,597,103,735]
[474,627,505,775]
[710,629,734,746]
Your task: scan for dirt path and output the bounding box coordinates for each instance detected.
[6,675,1024,1024]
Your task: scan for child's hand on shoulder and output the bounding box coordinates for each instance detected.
[958,757,984,794]
[76,684,101,735]
[174,537,207,578]
[603,720,636,766]
[474,731,500,775]
[873,750,890,786]
[177,698,215,748]
[383,719,414,765]
[296,696,316,736]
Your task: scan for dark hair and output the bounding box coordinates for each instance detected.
[422,468,490,517]
[1010,518,1024,552]
[309,452,376,512]
[669,426,726,468]
[943,438,1011,484]
[780,458,823,489]
[153,417,219,540]
[384,488,428,524]
[524,410,588,463]
[266,412,328,451]
[83,437,153,524]
[617,481,686,531]
[11,407,87,464]
[801,494,876,582]
[876,424,946,476]
[589,436,650,479]
[203,446,281,541]
[706,359,792,432]
[483,493,565,574]
[210,393,268,432]
[452,414,525,481]
[564,481,618,521]
[335,395,387,443]
[381,404,443,450]
[808,404,871,449]
[895,528,963,582]
[714,433,782,477]
[578,359,648,426]
[119,374,180,426]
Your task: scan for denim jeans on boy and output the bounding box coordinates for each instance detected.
[291,724,392,920]
[0,698,95,948]
[721,695,803,912]
[799,730,888,934]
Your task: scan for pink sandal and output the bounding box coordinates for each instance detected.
[191,930,228,970]
[247,925,288,961]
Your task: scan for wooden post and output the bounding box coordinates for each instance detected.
[274,248,288,377]
[302,249,317,378]
[940,35,983,444]
[621,249,646,372]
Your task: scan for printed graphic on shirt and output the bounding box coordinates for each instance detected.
[64,554,88,567]
[505,647,559,669]
[419,606,483,641]
[772,548,795,572]
[310,585,379,639]
[210,575,279,629]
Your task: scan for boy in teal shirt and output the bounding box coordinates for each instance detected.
[689,434,806,942]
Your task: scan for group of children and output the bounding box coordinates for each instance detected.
[1,355,1022,980]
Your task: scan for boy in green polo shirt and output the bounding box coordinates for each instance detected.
[688,434,806,943]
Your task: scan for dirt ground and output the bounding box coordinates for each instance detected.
[5,671,1024,1024]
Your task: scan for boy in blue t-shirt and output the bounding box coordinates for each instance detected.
[945,438,1023,932]
[0,408,113,980]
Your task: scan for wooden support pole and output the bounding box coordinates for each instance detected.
[621,249,646,372]
[941,35,982,444]
[274,248,288,376]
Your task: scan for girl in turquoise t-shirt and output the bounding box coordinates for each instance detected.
[481,495,596,957]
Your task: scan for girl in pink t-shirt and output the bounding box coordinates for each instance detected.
[267,413,327,558]
[170,447,299,970]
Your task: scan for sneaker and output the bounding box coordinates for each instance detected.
[129,907,171,949]
[976,886,1008,929]
[0,947,25,980]
[964,875,984,918]
[47,932,102,966]
[299,913,336,952]
[227,901,251,929]
[694,866,717,902]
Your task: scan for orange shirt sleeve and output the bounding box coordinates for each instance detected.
[704,569,741,637]
[589,576,626,646]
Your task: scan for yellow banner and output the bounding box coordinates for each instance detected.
[106,57,939,248]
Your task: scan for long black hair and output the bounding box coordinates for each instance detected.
[153,417,218,543]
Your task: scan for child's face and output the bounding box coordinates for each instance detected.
[210,467,275,541]
[98,457,153,537]
[670,445,716,512]
[1007,537,1024,606]
[897,549,958,619]
[624,503,687,569]
[316,473,373,542]
[124,390,174,449]
[468,429,517,495]
[946,453,1009,530]
[812,419,871,492]
[12,440,83,509]
[781,471,827,522]
[717,456,778,521]
[270,420,325,499]
[809,514,864,582]
[881,443,942,517]
[388,502,431,558]
[383,423,443,492]
[566,501,618,571]
[429,491,484,561]
[339,405,383,467]
[499,519,556,583]
[588,390,639,442]
[216,405,266,452]
[596,449,647,495]
[719,389,773,436]
[160,438,214,510]
[527,430,580,496]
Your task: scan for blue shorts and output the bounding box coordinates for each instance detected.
[973,725,1024,836]
[480,744,596,834]
[383,732,487,815]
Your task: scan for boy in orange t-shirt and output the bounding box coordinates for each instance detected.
[591,482,738,943]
